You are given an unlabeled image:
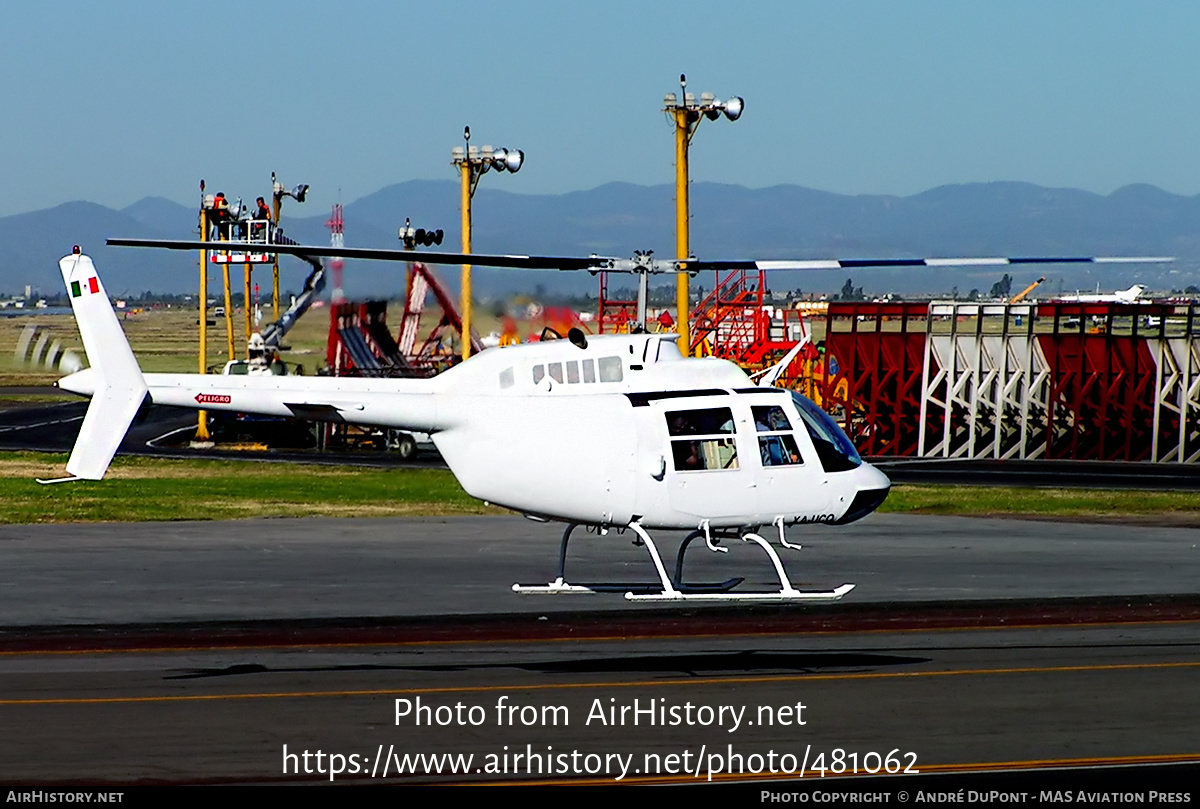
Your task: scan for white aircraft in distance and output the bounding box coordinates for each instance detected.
[51,244,1173,603]
[1054,283,1148,303]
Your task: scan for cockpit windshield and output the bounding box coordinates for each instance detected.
[790,392,862,473]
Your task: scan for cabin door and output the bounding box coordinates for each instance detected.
[659,403,755,521]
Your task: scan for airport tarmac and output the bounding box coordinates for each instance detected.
[1,514,1198,786]
[0,514,1196,624]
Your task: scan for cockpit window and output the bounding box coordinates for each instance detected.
[790,392,862,472]
[753,405,792,432]
[666,407,738,472]
[753,405,801,466]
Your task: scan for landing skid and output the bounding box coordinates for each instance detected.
[511,524,742,596]
[512,520,854,603]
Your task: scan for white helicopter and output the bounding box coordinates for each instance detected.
[52,242,1171,602]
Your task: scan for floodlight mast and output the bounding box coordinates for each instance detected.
[663,74,743,354]
[271,172,308,320]
[452,126,524,360]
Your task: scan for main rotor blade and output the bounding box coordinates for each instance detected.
[108,238,1174,273]
[683,255,1175,271]
[106,238,609,271]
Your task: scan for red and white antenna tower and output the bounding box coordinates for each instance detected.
[326,203,345,302]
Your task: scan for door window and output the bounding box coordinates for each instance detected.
[665,407,738,471]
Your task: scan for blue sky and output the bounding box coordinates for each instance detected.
[2,1,1197,217]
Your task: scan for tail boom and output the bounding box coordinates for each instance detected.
[139,372,443,432]
[56,251,447,480]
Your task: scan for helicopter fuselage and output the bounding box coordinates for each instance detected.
[63,330,889,531]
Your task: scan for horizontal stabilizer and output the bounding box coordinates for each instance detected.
[36,476,82,485]
[67,387,148,480]
[283,402,367,422]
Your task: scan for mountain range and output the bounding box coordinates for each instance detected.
[3,180,1198,299]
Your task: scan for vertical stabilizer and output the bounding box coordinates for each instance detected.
[58,251,149,480]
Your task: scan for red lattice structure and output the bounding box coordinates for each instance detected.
[1035,302,1173,462]
[688,270,814,373]
[325,262,482,379]
[815,302,932,458]
[596,271,638,334]
[807,299,1200,462]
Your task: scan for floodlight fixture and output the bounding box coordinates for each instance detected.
[271,172,310,204]
[399,218,445,249]
[453,134,524,179]
[663,76,743,122]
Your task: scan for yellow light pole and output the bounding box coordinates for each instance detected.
[243,264,254,359]
[221,258,235,362]
[195,180,211,443]
[272,179,282,322]
[460,149,472,360]
[671,103,690,351]
[663,75,743,356]
[451,126,524,361]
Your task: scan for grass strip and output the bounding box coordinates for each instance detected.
[0,453,493,523]
[881,484,1200,523]
[0,453,1196,525]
